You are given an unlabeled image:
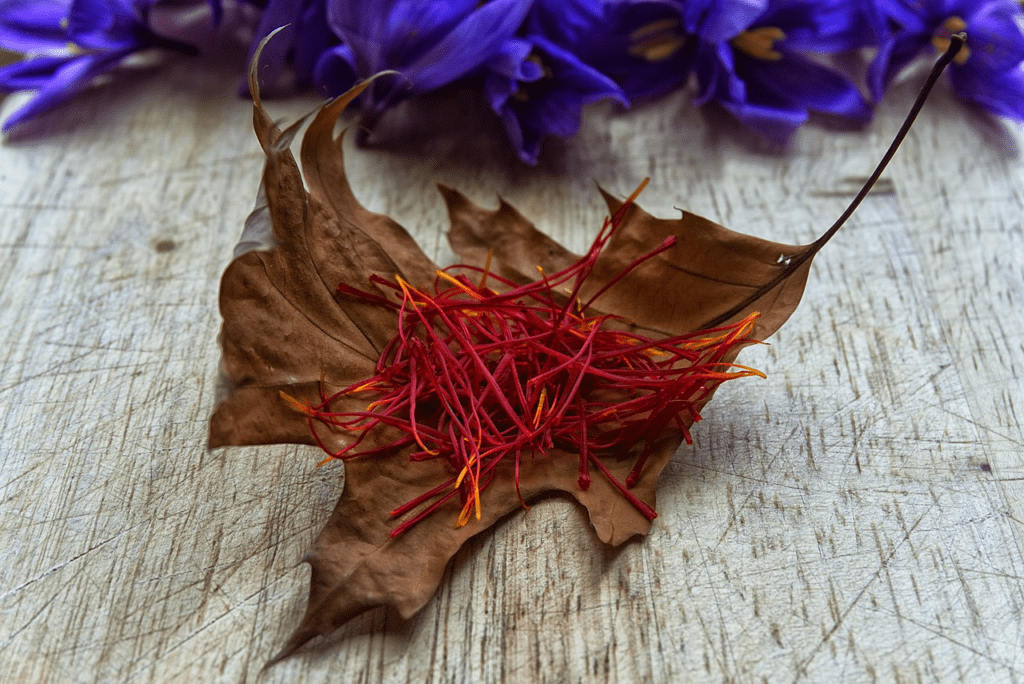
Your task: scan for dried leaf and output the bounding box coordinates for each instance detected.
[211,36,963,662]
[210,78,437,450]
[210,76,816,660]
[441,186,810,341]
[209,77,820,660]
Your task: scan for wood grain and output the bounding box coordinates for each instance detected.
[1,48,1022,683]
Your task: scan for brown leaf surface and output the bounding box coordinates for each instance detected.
[211,76,821,662]
[210,79,437,451]
[443,186,811,342]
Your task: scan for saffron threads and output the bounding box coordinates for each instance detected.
[282,182,765,537]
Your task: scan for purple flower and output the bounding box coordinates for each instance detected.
[324,0,535,126]
[869,0,1024,120]
[0,1,70,52]
[0,0,198,132]
[686,0,873,142]
[526,0,691,100]
[484,34,628,164]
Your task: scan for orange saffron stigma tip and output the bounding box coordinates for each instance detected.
[291,182,763,537]
[280,391,312,415]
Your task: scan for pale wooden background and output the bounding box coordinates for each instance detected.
[1,43,1023,684]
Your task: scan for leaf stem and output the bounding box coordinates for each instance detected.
[699,32,966,331]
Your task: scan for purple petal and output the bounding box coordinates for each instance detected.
[484,71,517,113]
[722,96,806,142]
[495,104,536,164]
[378,1,477,67]
[961,0,1024,73]
[485,38,543,82]
[312,43,357,97]
[67,0,142,50]
[949,62,1024,121]
[873,0,929,33]
[404,0,535,93]
[763,0,878,53]
[292,1,336,83]
[687,0,767,43]
[0,54,74,91]
[0,0,73,52]
[327,0,394,74]
[693,41,741,106]
[526,0,604,46]
[868,32,931,101]
[328,0,476,75]
[243,0,305,92]
[746,51,872,121]
[489,35,627,164]
[529,0,692,101]
[1,48,133,131]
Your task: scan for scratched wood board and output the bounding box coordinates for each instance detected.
[1,49,1022,683]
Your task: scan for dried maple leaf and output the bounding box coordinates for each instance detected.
[210,35,963,663]
[211,87,809,659]
[441,186,809,341]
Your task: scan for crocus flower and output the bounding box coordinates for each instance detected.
[323,0,535,129]
[0,1,71,52]
[0,0,198,132]
[525,0,691,100]
[311,42,357,98]
[484,33,628,164]
[869,0,1024,121]
[686,0,873,142]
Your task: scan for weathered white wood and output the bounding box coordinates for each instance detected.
[1,47,1022,684]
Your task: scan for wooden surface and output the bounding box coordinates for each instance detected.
[2,48,1023,684]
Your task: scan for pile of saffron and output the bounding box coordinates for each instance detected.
[282,182,764,537]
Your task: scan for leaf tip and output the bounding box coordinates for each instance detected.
[265,625,319,669]
[436,183,469,212]
[248,26,292,149]
[598,185,623,213]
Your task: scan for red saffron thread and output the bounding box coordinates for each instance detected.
[283,180,765,537]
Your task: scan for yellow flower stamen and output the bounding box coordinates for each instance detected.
[933,17,970,64]
[731,27,786,61]
[629,18,687,62]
